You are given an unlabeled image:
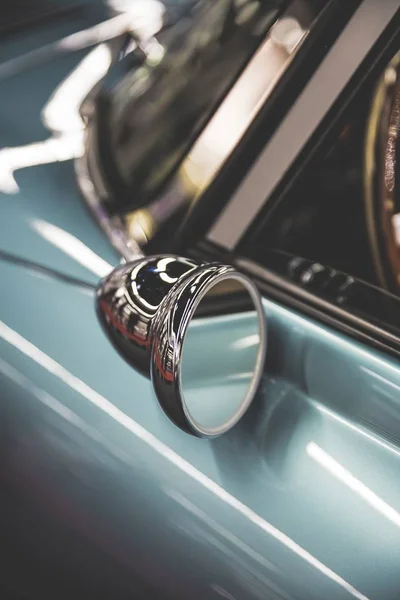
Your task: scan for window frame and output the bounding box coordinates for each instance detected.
[199,0,400,358]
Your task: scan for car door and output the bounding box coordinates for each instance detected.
[1,1,400,599]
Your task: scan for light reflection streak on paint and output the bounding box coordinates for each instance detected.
[0,357,130,463]
[31,219,113,278]
[314,403,400,460]
[307,442,400,529]
[0,45,112,194]
[167,489,279,575]
[361,367,400,395]
[232,334,259,350]
[0,319,369,600]
[0,135,84,194]
[42,45,112,134]
[106,0,165,40]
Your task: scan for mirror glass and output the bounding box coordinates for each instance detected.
[180,277,263,435]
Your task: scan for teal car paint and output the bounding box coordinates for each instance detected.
[1,2,400,599]
[1,258,400,599]
[0,28,120,285]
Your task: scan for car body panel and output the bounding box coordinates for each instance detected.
[0,26,120,285]
[1,257,400,599]
[1,5,400,600]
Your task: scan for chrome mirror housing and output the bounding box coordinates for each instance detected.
[97,255,266,437]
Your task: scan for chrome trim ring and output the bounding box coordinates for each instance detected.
[151,266,267,437]
[97,255,266,437]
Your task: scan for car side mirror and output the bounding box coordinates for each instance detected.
[97,255,266,437]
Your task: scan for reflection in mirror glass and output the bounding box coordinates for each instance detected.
[180,278,261,434]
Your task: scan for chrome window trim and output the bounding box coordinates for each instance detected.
[207,0,400,250]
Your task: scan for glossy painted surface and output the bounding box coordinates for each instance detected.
[1,257,400,599]
[2,5,400,600]
[0,21,120,285]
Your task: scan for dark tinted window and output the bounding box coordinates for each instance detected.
[242,48,400,336]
